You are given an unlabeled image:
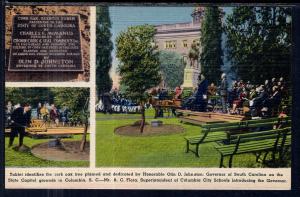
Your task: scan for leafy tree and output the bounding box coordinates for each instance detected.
[5,87,54,107]
[116,24,161,133]
[96,6,113,98]
[51,88,90,151]
[200,7,223,84]
[225,7,291,84]
[159,51,185,89]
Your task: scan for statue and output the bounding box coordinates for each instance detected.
[188,40,200,68]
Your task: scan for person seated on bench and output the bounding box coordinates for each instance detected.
[231,88,248,114]
[207,83,217,107]
[181,87,197,110]
[182,74,209,112]
[207,83,217,97]
[158,88,168,100]
[275,107,289,129]
[174,86,183,99]
[250,85,269,116]
[267,86,282,116]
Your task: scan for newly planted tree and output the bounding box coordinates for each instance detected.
[52,88,90,151]
[116,25,161,133]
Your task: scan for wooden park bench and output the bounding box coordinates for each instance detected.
[178,111,244,126]
[214,127,291,168]
[278,128,291,162]
[184,116,291,158]
[225,117,291,139]
[185,121,242,157]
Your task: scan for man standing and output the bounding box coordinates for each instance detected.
[220,73,228,113]
[101,92,112,114]
[194,74,209,112]
[8,104,31,148]
[50,104,59,127]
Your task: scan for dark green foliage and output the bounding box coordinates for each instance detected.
[159,51,185,89]
[5,88,54,107]
[96,6,114,96]
[116,24,161,103]
[5,87,89,121]
[225,7,291,83]
[51,88,90,121]
[200,7,223,84]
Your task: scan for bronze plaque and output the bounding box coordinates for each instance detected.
[8,15,83,71]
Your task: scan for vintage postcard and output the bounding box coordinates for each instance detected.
[4,4,292,190]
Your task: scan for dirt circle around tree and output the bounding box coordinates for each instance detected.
[31,140,89,161]
[114,124,185,137]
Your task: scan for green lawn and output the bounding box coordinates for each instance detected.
[5,135,89,167]
[96,110,289,167]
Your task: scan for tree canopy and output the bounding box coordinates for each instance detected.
[5,88,54,107]
[159,51,185,89]
[200,7,223,84]
[116,24,161,103]
[225,7,291,83]
[5,87,90,121]
[51,87,90,119]
[96,6,114,97]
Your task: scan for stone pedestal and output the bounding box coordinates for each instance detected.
[182,68,200,88]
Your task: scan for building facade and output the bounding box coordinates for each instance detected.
[154,7,204,88]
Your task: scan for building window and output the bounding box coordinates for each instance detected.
[164,40,176,49]
[182,40,188,48]
[193,39,200,44]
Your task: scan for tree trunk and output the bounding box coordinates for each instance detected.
[140,104,145,133]
[80,122,88,151]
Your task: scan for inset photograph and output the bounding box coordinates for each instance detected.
[96,6,291,168]
[5,87,90,167]
[5,6,90,82]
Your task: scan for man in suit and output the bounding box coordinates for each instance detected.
[101,92,112,114]
[220,73,228,113]
[194,74,209,111]
[8,104,31,148]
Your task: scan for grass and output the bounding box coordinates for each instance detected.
[96,110,290,167]
[5,134,89,167]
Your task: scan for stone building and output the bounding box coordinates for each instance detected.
[154,7,204,88]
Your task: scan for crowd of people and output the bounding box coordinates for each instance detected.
[5,101,76,129]
[182,73,290,118]
[37,102,71,127]
[96,74,290,119]
[96,88,142,114]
